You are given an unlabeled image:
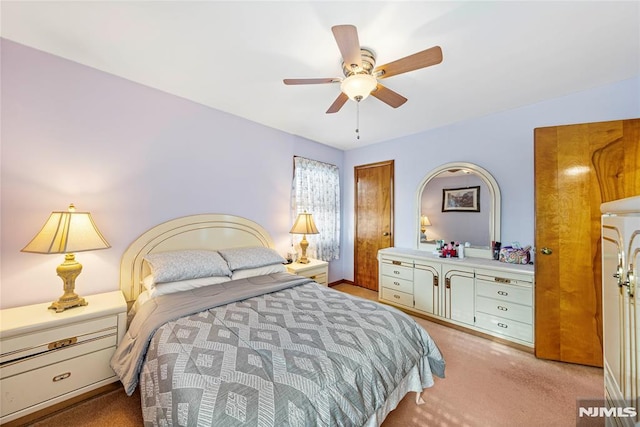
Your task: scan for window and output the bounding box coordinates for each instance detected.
[291,156,340,261]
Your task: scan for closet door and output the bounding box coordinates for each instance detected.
[534,118,640,367]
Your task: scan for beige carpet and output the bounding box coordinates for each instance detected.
[26,284,603,427]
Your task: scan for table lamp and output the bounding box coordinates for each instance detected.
[289,212,319,264]
[21,204,110,312]
[420,215,431,241]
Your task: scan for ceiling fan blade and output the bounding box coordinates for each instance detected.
[374,46,443,79]
[283,78,339,85]
[371,84,408,108]
[326,93,349,114]
[331,24,362,72]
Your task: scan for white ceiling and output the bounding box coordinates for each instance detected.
[2,1,639,150]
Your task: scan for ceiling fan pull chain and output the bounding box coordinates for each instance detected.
[355,101,360,140]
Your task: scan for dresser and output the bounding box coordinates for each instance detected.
[286,258,329,286]
[0,291,127,424]
[378,247,535,347]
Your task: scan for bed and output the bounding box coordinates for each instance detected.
[111,214,445,426]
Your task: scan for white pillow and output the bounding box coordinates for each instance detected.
[142,274,231,296]
[143,250,231,284]
[218,246,286,271]
[231,263,287,280]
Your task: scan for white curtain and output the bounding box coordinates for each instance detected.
[291,157,340,261]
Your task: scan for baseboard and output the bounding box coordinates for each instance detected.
[329,279,354,287]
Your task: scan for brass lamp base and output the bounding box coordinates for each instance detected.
[298,234,310,264]
[49,253,89,313]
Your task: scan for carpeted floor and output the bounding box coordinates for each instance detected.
[25,283,603,427]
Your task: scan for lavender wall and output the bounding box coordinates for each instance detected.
[2,38,638,308]
[0,39,344,309]
[342,76,640,281]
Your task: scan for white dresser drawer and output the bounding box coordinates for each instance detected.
[381,288,413,308]
[475,312,533,343]
[380,263,413,281]
[381,275,413,294]
[475,280,532,306]
[476,296,532,324]
[1,346,116,417]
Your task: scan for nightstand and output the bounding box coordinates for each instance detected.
[0,291,127,424]
[286,258,329,286]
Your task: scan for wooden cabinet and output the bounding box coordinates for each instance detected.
[286,258,329,286]
[0,291,127,424]
[534,118,640,367]
[379,247,535,347]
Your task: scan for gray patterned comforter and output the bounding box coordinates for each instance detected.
[111,272,445,426]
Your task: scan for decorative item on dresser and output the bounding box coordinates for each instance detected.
[21,204,110,312]
[289,211,319,264]
[286,257,329,286]
[0,291,127,425]
[112,214,445,426]
[378,247,535,349]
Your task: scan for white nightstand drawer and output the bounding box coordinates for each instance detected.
[381,275,413,294]
[381,288,413,308]
[1,346,116,417]
[1,332,117,378]
[476,295,532,324]
[286,259,329,286]
[380,263,413,281]
[1,316,117,364]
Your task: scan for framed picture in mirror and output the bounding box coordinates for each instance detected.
[442,186,480,212]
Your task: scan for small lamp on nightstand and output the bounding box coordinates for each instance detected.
[21,204,110,312]
[290,212,319,264]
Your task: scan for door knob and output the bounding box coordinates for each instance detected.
[541,247,553,255]
[382,232,390,236]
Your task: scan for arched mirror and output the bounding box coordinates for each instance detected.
[416,162,501,259]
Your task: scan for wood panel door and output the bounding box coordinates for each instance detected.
[534,118,640,367]
[354,160,394,291]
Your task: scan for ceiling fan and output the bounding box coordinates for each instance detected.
[283,24,443,114]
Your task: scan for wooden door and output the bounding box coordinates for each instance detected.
[534,118,640,367]
[354,160,394,291]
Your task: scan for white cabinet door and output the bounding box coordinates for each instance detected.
[443,265,475,326]
[414,261,440,315]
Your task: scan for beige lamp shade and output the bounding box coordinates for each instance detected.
[420,215,432,228]
[22,205,110,254]
[22,204,110,312]
[290,212,320,235]
[290,212,319,264]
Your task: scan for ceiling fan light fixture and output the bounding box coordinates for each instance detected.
[340,74,377,101]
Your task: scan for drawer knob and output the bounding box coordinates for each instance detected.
[394,295,400,299]
[309,275,316,279]
[497,306,508,311]
[394,281,400,286]
[497,323,508,329]
[393,270,400,275]
[495,277,511,284]
[497,291,509,296]
[53,372,71,382]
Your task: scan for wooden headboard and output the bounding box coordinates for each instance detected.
[120,214,275,303]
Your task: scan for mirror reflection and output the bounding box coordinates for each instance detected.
[420,170,490,247]
[416,162,501,257]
